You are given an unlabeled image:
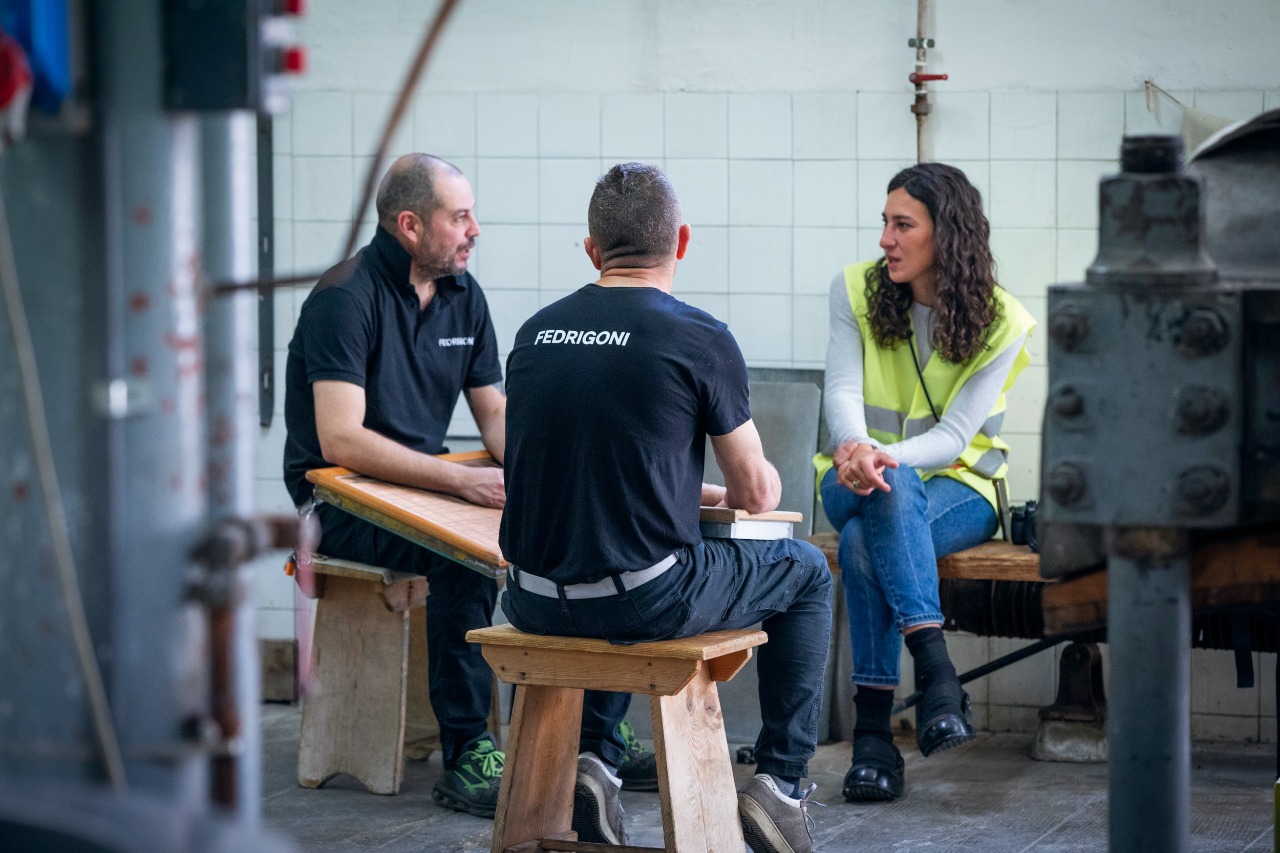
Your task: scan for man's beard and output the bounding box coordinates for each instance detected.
[413,238,473,280]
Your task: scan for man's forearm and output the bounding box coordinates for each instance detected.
[321,425,476,496]
[723,460,781,514]
[467,383,507,465]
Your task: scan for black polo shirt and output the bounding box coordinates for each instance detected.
[283,226,503,506]
[500,284,751,584]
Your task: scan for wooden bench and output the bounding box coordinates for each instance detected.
[807,532,1043,584]
[467,623,766,853]
[290,554,500,795]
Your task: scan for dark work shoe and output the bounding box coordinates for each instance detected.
[616,720,660,791]
[916,676,976,758]
[738,774,816,853]
[431,734,504,818]
[843,736,904,802]
[572,753,627,844]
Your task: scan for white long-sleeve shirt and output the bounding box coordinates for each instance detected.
[823,272,1027,472]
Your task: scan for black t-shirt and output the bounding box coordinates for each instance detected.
[283,227,503,506]
[500,284,751,584]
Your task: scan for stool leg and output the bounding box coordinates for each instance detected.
[297,575,410,795]
[652,668,745,852]
[492,684,583,853]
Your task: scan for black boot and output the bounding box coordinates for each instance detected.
[844,686,904,802]
[844,735,905,801]
[905,627,975,757]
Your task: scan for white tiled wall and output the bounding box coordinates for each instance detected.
[259,41,1276,739]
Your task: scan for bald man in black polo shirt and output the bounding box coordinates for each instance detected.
[284,154,507,817]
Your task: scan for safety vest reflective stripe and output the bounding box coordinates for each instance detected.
[903,414,938,439]
[865,405,903,435]
[898,400,1005,441]
[969,446,1008,478]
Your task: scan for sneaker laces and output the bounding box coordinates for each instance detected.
[617,720,649,760]
[464,738,506,779]
[797,783,823,833]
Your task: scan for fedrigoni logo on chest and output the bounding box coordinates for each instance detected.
[438,336,475,347]
[533,329,631,346]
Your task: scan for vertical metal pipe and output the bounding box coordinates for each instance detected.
[914,0,929,163]
[100,0,208,801]
[1107,550,1192,852]
[203,114,257,523]
[201,113,261,821]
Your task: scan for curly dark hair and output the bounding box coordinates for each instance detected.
[864,163,1000,364]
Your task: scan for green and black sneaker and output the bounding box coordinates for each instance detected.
[432,734,505,818]
[616,720,659,792]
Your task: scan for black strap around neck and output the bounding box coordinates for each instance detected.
[908,334,941,422]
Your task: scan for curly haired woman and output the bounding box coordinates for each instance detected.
[816,162,1035,803]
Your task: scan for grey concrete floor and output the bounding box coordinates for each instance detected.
[261,703,1275,852]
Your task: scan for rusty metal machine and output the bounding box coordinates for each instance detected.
[1040,115,1280,852]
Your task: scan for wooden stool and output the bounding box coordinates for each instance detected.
[466,623,767,853]
[292,554,500,795]
[294,555,429,794]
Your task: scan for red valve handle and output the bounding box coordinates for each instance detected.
[909,72,949,84]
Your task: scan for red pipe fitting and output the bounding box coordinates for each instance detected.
[909,72,949,84]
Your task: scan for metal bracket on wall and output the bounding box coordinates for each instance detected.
[257,115,274,427]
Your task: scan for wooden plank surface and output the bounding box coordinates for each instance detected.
[697,506,803,524]
[482,645,703,696]
[308,454,506,578]
[304,554,423,586]
[1043,530,1280,635]
[935,540,1042,582]
[808,531,1042,582]
[309,454,804,581]
[468,623,767,660]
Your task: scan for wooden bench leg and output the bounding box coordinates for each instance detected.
[652,668,744,853]
[492,684,583,853]
[298,575,410,795]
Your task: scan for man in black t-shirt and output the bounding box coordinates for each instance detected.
[283,154,508,818]
[500,163,832,853]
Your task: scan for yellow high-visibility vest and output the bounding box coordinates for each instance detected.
[814,260,1036,513]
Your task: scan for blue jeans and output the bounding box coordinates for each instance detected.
[316,504,499,770]
[501,537,832,780]
[819,466,997,687]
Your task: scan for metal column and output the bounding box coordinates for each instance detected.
[1107,541,1192,851]
[100,0,208,800]
[1042,133,1232,853]
[201,112,261,822]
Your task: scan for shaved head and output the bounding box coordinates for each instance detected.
[587,163,682,269]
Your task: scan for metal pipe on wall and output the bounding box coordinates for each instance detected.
[908,0,948,163]
[201,112,262,822]
[915,0,930,162]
